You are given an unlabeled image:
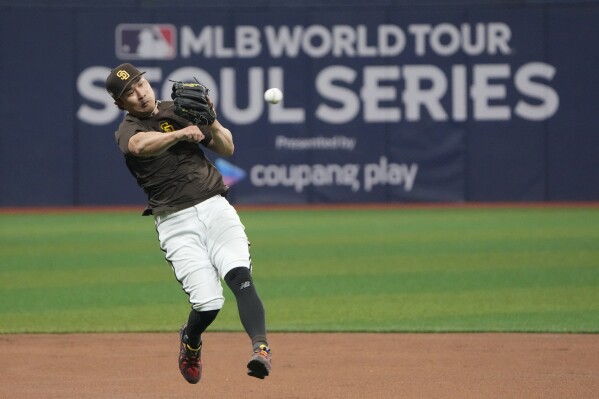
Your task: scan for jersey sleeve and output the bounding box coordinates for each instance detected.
[114,118,146,154]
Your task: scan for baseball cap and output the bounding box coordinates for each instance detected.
[105,63,146,99]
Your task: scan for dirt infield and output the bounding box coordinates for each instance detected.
[1,332,598,398]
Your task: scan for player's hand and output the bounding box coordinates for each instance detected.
[175,125,205,143]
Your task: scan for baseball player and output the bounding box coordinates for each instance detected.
[105,63,271,383]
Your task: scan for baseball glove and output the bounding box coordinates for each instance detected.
[171,82,217,126]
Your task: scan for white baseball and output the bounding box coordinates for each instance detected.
[264,88,283,104]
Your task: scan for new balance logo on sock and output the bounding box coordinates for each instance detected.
[240,281,251,290]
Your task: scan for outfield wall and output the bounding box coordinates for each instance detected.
[1,1,598,206]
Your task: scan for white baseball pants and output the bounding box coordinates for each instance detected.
[154,195,251,311]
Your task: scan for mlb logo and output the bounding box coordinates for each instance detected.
[116,24,176,60]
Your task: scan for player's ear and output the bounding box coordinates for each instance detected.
[114,99,125,110]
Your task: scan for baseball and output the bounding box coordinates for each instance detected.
[264,88,283,104]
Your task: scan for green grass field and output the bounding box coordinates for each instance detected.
[1,206,598,333]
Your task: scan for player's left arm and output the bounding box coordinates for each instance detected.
[201,119,234,157]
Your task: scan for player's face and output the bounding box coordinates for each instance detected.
[119,77,156,115]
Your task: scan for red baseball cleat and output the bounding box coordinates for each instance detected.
[178,324,202,384]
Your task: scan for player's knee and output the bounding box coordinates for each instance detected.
[224,266,254,296]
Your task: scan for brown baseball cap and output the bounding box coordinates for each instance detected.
[105,63,145,99]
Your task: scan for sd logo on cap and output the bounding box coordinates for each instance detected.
[105,63,145,99]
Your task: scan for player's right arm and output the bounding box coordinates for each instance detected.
[128,126,206,157]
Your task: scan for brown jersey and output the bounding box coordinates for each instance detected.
[114,101,227,215]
